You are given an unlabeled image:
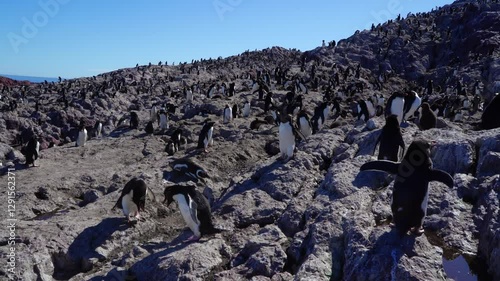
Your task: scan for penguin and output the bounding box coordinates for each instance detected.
[403,91,422,122]
[130,112,139,129]
[373,115,405,162]
[264,92,274,113]
[223,105,232,124]
[297,110,313,139]
[278,114,303,162]
[163,185,220,242]
[232,104,239,119]
[94,121,102,138]
[419,102,437,130]
[481,93,500,130]
[360,140,454,235]
[145,121,154,134]
[24,135,39,167]
[150,106,157,123]
[171,158,210,182]
[206,84,216,98]
[385,92,406,124]
[165,140,177,156]
[311,104,325,134]
[171,128,183,151]
[197,119,215,152]
[76,124,87,147]
[112,178,155,224]
[159,109,169,130]
[242,100,251,118]
[186,88,193,103]
[250,118,269,130]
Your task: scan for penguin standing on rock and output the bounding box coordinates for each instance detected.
[145,121,154,134]
[159,109,169,130]
[278,114,304,162]
[297,110,312,139]
[76,123,87,147]
[373,115,405,161]
[242,100,251,117]
[24,135,40,167]
[113,178,156,224]
[360,140,454,235]
[223,105,233,123]
[130,112,139,129]
[419,102,437,130]
[197,119,215,152]
[163,185,220,243]
[94,121,103,138]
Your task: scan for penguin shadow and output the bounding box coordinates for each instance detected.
[109,127,134,138]
[162,170,203,185]
[352,170,394,190]
[66,217,130,266]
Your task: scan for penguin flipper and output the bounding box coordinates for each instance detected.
[189,200,200,225]
[430,169,454,188]
[360,160,399,174]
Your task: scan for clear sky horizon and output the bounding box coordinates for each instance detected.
[1,0,453,79]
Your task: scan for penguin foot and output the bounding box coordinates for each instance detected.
[410,227,424,235]
[183,235,200,243]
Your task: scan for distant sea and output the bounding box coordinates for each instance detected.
[1,74,59,83]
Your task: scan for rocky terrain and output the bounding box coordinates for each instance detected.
[1,0,500,280]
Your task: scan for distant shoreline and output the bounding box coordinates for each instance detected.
[0,74,59,83]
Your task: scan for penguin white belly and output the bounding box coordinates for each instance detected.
[366,101,376,118]
[243,103,250,117]
[299,118,312,138]
[323,106,331,120]
[391,98,405,124]
[224,108,232,123]
[173,194,201,237]
[186,90,193,103]
[150,107,157,122]
[122,191,138,218]
[279,123,295,160]
[76,129,87,147]
[205,127,214,147]
[160,114,168,130]
[419,188,430,227]
[96,123,102,138]
[463,100,470,109]
[404,97,421,120]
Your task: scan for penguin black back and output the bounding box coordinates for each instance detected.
[481,94,500,130]
[375,115,405,161]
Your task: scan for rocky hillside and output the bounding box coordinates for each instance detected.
[1,0,499,280]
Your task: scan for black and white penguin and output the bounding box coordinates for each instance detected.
[76,123,87,147]
[402,91,422,121]
[481,93,500,130]
[163,185,220,242]
[24,135,40,167]
[197,119,215,151]
[94,121,102,138]
[171,128,183,151]
[232,104,239,119]
[171,158,210,182]
[150,105,157,123]
[206,84,216,98]
[419,102,437,130]
[145,121,154,134]
[185,88,193,103]
[278,114,303,162]
[223,105,232,124]
[297,110,312,139]
[264,92,274,113]
[165,140,177,156]
[130,112,139,129]
[159,109,169,130]
[373,115,405,162]
[360,140,454,235]
[112,178,155,224]
[356,98,377,122]
[250,118,269,130]
[385,92,406,124]
[242,100,251,118]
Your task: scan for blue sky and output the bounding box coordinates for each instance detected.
[0,0,452,79]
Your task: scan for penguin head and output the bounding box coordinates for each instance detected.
[403,140,432,169]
